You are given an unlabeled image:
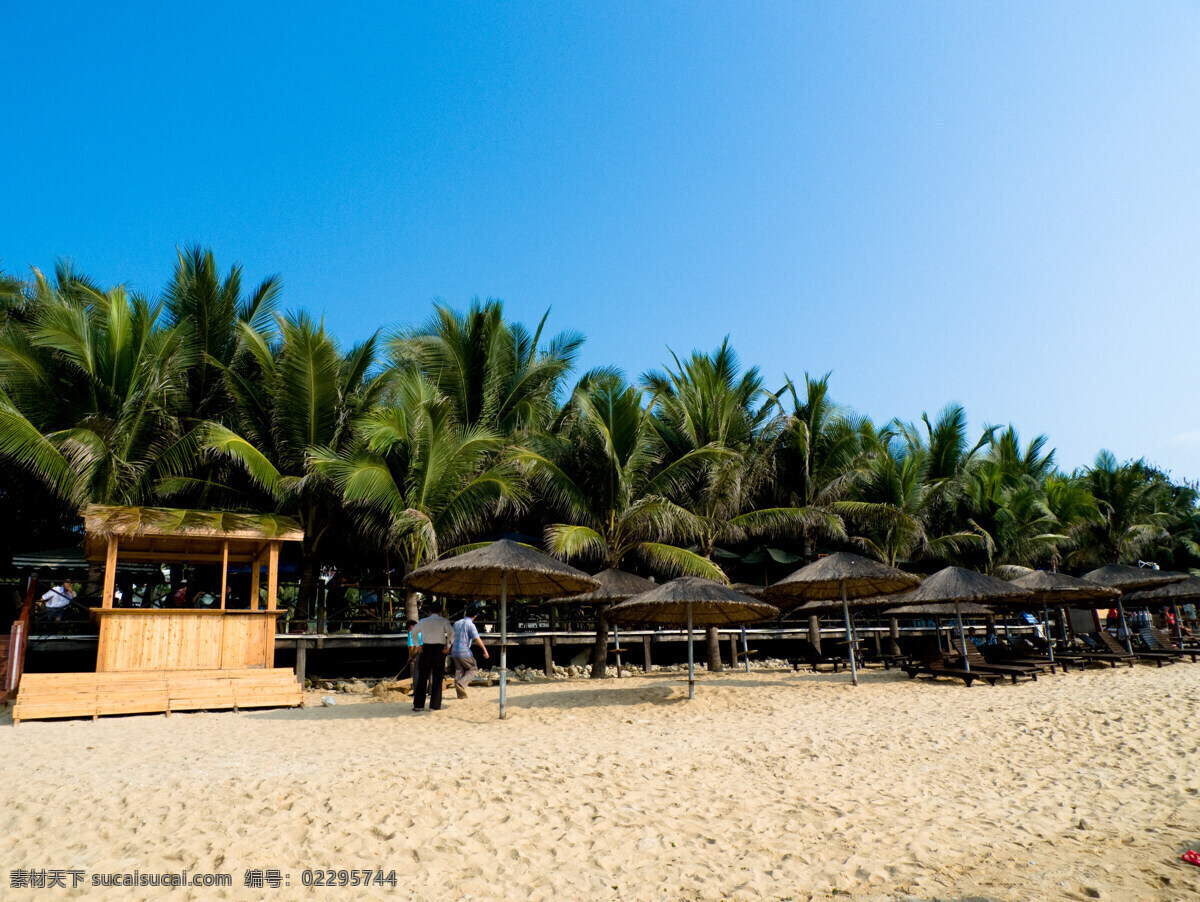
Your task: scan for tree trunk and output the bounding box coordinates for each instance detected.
[405,590,420,623]
[705,626,723,672]
[589,614,609,678]
[298,554,320,628]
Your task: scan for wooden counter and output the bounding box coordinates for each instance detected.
[92,608,284,672]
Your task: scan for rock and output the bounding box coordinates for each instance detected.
[321,696,337,707]
[1077,818,1090,830]
[1083,888,1101,899]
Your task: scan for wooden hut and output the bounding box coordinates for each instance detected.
[13,505,306,723]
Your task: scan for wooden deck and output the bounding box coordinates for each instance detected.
[12,668,303,724]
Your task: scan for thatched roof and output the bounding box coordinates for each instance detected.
[83,504,304,562]
[900,566,1031,604]
[788,595,900,615]
[1002,570,1118,608]
[764,552,920,605]
[606,577,779,627]
[885,600,995,617]
[85,505,303,542]
[404,539,599,600]
[1081,564,1189,592]
[730,582,768,598]
[549,568,655,604]
[1121,575,1200,604]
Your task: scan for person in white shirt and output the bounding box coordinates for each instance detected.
[411,611,453,712]
[40,582,75,622]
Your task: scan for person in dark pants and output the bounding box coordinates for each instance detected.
[412,610,453,711]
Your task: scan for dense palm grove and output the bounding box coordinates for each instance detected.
[1,249,1198,627]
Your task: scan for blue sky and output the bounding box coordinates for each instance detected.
[4,2,1199,479]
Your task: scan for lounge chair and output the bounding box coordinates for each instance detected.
[901,641,999,687]
[789,639,844,673]
[1096,629,1175,667]
[1075,633,1135,667]
[1139,627,1198,663]
[979,638,1066,673]
[949,640,1041,683]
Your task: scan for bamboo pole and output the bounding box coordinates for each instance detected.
[266,542,280,612]
[102,538,118,609]
[219,541,228,610]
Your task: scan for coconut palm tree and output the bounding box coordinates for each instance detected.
[391,298,583,436]
[519,371,726,676]
[1067,451,1175,568]
[311,369,525,621]
[162,245,281,422]
[643,341,840,669]
[0,272,193,511]
[771,373,873,559]
[202,311,390,612]
[842,424,978,567]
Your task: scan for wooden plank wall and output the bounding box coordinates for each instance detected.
[96,612,279,671]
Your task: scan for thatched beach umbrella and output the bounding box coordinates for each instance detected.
[405,540,599,719]
[1122,575,1200,645]
[1003,571,1118,661]
[885,567,1032,671]
[1081,564,1188,654]
[607,577,778,700]
[550,568,655,678]
[763,553,920,686]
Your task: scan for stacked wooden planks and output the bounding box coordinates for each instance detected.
[12,668,302,724]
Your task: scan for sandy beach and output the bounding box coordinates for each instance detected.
[1,663,1197,902]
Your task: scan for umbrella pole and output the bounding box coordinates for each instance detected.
[956,600,969,672]
[614,623,622,678]
[841,581,858,687]
[741,627,749,674]
[1044,603,1054,663]
[1116,596,1132,655]
[686,602,695,700]
[1174,602,1185,646]
[935,616,942,652]
[499,573,508,720]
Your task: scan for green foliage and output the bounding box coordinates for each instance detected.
[0,248,1195,586]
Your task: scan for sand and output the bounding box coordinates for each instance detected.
[1,663,1198,902]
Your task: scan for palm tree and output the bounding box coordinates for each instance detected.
[311,369,525,621]
[843,424,978,567]
[1068,451,1176,568]
[203,312,390,612]
[0,272,193,511]
[771,373,872,559]
[643,341,839,668]
[391,298,583,435]
[162,245,281,422]
[520,371,725,677]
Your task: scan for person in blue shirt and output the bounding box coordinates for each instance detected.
[451,604,490,699]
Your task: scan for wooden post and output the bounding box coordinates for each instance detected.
[249,548,261,611]
[889,617,901,656]
[729,633,739,667]
[808,615,821,654]
[542,636,554,677]
[219,541,229,610]
[295,640,307,685]
[642,634,652,672]
[101,538,118,609]
[266,542,280,611]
